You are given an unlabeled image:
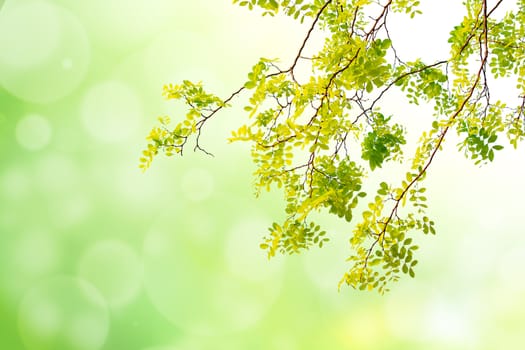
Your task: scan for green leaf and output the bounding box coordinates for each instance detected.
[143,0,525,294]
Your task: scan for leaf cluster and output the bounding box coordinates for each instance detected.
[141,0,525,293]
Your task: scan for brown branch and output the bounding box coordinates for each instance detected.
[365,0,393,40]
[191,1,336,154]
[258,135,297,148]
[362,0,495,275]
[307,48,362,127]
[352,60,449,124]
[286,0,334,81]
[192,86,246,154]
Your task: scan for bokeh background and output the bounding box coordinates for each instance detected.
[1,0,524,349]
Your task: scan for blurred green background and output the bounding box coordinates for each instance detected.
[1,0,524,349]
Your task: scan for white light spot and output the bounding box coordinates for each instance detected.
[0,2,90,103]
[16,114,52,151]
[77,240,143,308]
[81,80,142,143]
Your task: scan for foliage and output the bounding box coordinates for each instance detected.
[141,0,525,293]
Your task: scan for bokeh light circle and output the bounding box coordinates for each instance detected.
[18,276,109,350]
[0,2,90,103]
[77,240,143,309]
[80,80,142,143]
[143,211,283,336]
[15,114,52,151]
[0,1,60,69]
